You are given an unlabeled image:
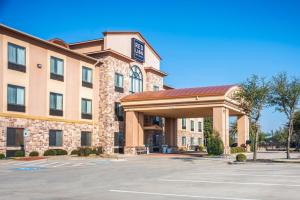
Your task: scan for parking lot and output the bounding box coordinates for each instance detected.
[1,155,300,200]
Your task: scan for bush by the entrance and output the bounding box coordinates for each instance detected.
[0,153,5,159]
[44,149,57,156]
[207,132,224,155]
[14,150,25,157]
[29,151,39,157]
[236,153,247,162]
[230,147,246,154]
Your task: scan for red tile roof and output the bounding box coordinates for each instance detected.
[121,85,237,102]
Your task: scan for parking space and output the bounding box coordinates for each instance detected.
[1,155,300,200]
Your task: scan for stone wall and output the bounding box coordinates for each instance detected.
[146,72,163,91]
[0,116,97,156]
[97,56,131,153]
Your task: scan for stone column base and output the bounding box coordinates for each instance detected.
[124,147,137,155]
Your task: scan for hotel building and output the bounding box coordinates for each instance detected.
[0,24,207,156]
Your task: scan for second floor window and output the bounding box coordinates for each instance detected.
[82,67,93,88]
[153,85,159,91]
[50,56,64,81]
[191,120,194,131]
[198,121,202,132]
[129,65,143,93]
[8,43,26,72]
[50,92,63,116]
[81,98,92,119]
[115,102,124,121]
[182,118,186,129]
[115,73,124,92]
[7,84,25,112]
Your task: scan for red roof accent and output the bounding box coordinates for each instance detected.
[121,85,237,102]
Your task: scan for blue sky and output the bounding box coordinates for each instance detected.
[1,0,300,132]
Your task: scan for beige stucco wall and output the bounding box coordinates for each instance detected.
[177,118,204,147]
[70,41,103,54]
[0,34,97,122]
[0,34,3,113]
[104,33,160,70]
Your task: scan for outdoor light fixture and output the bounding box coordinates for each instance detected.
[37,64,42,68]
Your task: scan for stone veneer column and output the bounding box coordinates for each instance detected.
[213,107,230,154]
[164,118,177,147]
[125,111,144,154]
[237,115,250,147]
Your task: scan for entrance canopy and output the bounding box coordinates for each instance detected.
[121,85,243,118]
[121,85,249,154]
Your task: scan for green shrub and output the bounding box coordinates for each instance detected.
[14,150,25,157]
[236,153,247,162]
[78,147,92,156]
[199,145,206,152]
[29,151,39,157]
[71,150,79,155]
[230,147,246,154]
[207,132,224,155]
[0,153,5,159]
[44,149,57,156]
[54,149,68,155]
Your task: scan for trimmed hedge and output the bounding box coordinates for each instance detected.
[44,149,57,156]
[236,153,247,162]
[207,133,224,155]
[29,151,39,157]
[0,153,5,159]
[15,150,25,157]
[54,149,68,155]
[71,150,79,155]
[230,147,246,154]
[78,147,92,156]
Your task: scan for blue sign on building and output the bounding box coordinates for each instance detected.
[131,38,145,63]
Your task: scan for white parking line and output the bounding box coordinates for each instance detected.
[39,162,60,167]
[109,189,260,200]
[52,163,70,168]
[71,163,84,167]
[160,179,300,187]
[191,172,300,178]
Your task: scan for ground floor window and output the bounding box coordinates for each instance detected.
[81,131,92,146]
[49,130,62,147]
[6,127,24,147]
[191,137,194,145]
[198,137,202,145]
[114,132,124,153]
[182,136,186,146]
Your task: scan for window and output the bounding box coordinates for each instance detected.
[115,73,124,92]
[198,121,202,132]
[191,137,194,145]
[182,118,186,129]
[182,136,186,146]
[8,43,26,72]
[81,131,91,146]
[153,85,159,91]
[50,92,63,116]
[129,65,143,93]
[82,67,93,88]
[191,120,194,131]
[81,98,92,119]
[114,132,124,153]
[49,130,62,147]
[50,56,64,81]
[115,102,124,121]
[7,84,25,112]
[198,138,202,146]
[6,128,24,147]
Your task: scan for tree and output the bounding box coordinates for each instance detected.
[234,75,269,160]
[203,117,213,146]
[292,110,300,149]
[229,121,237,146]
[269,73,300,159]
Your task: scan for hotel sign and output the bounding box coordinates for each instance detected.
[131,38,145,63]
